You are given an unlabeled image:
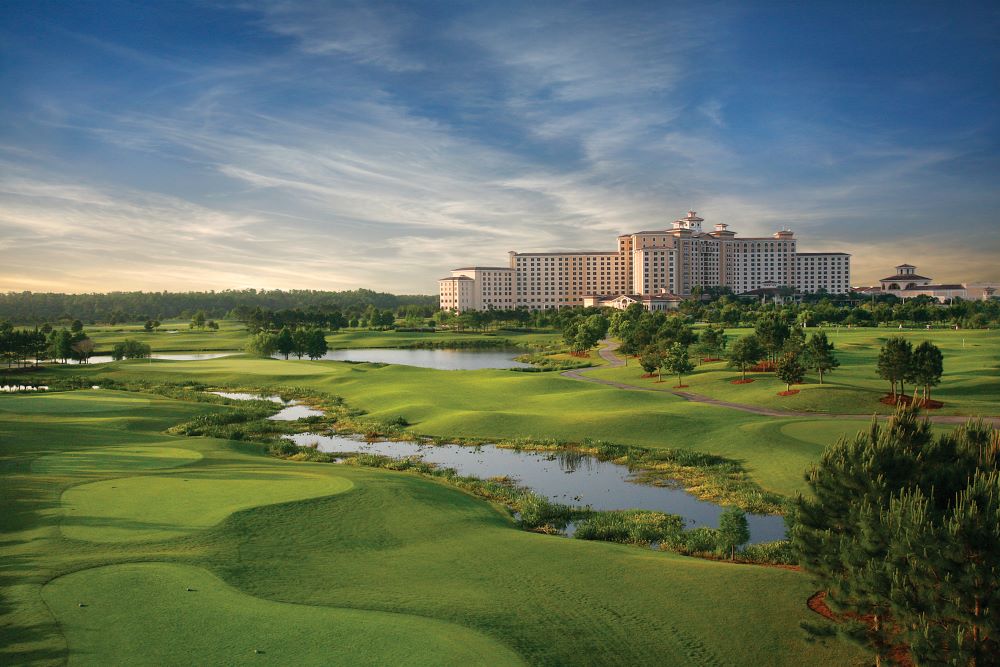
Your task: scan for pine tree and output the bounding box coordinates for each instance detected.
[793,409,1000,664]
[910,341,944,403]
[877,337,912,400]
[802,331,840,384]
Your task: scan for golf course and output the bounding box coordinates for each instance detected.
[2,323,996,665]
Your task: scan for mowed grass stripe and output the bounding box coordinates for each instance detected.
[43,562,525,667]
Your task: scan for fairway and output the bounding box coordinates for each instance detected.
[61,470,352,542]
[58,356,876,496]
[43,563,523,667]
[0,389,866,666]
[33,445,203,475]
[586,327,1000,417]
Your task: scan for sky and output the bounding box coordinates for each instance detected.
[1,1,998,294]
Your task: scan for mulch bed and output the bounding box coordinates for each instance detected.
[880,394,944,410]
[673,384,689,389]
[777,389,800,396]
[641,373,656,378]
[807,591,913,666]
[730,378,755,384]
[700,357,723,363]
[749,361,776,372]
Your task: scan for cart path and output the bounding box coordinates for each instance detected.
[561,340,1000,426]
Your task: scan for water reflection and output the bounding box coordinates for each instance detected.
[209,391,324,421]
[285,432,786,543]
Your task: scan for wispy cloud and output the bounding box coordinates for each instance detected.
[0,1,996,292]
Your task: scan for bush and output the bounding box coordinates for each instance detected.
[573,510,685,545]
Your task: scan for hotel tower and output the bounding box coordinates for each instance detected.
[439,211,850,312]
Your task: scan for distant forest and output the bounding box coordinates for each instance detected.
[0,289,438,324]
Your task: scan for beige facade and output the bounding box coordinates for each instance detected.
[440,211,852,311]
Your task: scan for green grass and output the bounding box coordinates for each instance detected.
[43,563,522,667]
[72,320,561,355]
[81,319,250,354]
[34,358,876,497]
[589,327,1000,416]
[61,470,350,542]
[1,389,865,666]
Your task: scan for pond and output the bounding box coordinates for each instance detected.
[276,348,533,370]
[210,392,325,421]
[285,432,787,544]
[71,352,236,365]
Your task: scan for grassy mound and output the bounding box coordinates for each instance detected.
[61,471,351,542]
[43,562,522,666]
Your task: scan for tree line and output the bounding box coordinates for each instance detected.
[245,327,328,360]
[679,293,1000,330]
[0,289,437,324]
[1,322,155,367]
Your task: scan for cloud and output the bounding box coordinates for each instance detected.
[0,1,996,294]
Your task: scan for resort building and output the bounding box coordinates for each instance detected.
[854,265,998,303]
[440,211,852,311]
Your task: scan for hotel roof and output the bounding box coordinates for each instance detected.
[511,251,620,256]
[881,273,932,281]
[451,266,511,271]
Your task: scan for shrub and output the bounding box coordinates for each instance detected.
[573,510,684,545]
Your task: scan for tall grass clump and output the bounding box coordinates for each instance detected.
[573,511,685,545]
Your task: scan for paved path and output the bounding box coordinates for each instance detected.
[561,340,1000,426]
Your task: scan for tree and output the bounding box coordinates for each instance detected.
[755,315,790,363]
[143,319,155,332]
[774,350,805,393]
[877,337,913,400]
[111,339,151,360]
[802,331,839,384]
[663,342,695,387]
[782,325,805,355]
[207,320,219,330]
[48,329,73,363]
[305,328,328,360]
[792,408,1000,664]
[70,336,95,364]
[910,340,943,403]
[638,346,664,380]
[717,508,750,561]
[70,319,83,333]
[292,328,310,359]
[696,325,726,362]
[245,332,278,357]
[275,327,295,360]
[728,334,763,381]
[190,310,207,329]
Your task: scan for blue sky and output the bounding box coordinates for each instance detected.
[1,1,997,293]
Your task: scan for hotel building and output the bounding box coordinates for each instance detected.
[440,211,851,311]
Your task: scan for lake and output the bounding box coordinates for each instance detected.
[70,352,236,365]
[209,392,325,421]
[286,432,787,544]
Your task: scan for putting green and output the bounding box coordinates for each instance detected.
[61,469,353,542]
[43,562,524,666]
[33,444,202,475]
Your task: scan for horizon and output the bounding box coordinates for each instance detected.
[1,1,998,293]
